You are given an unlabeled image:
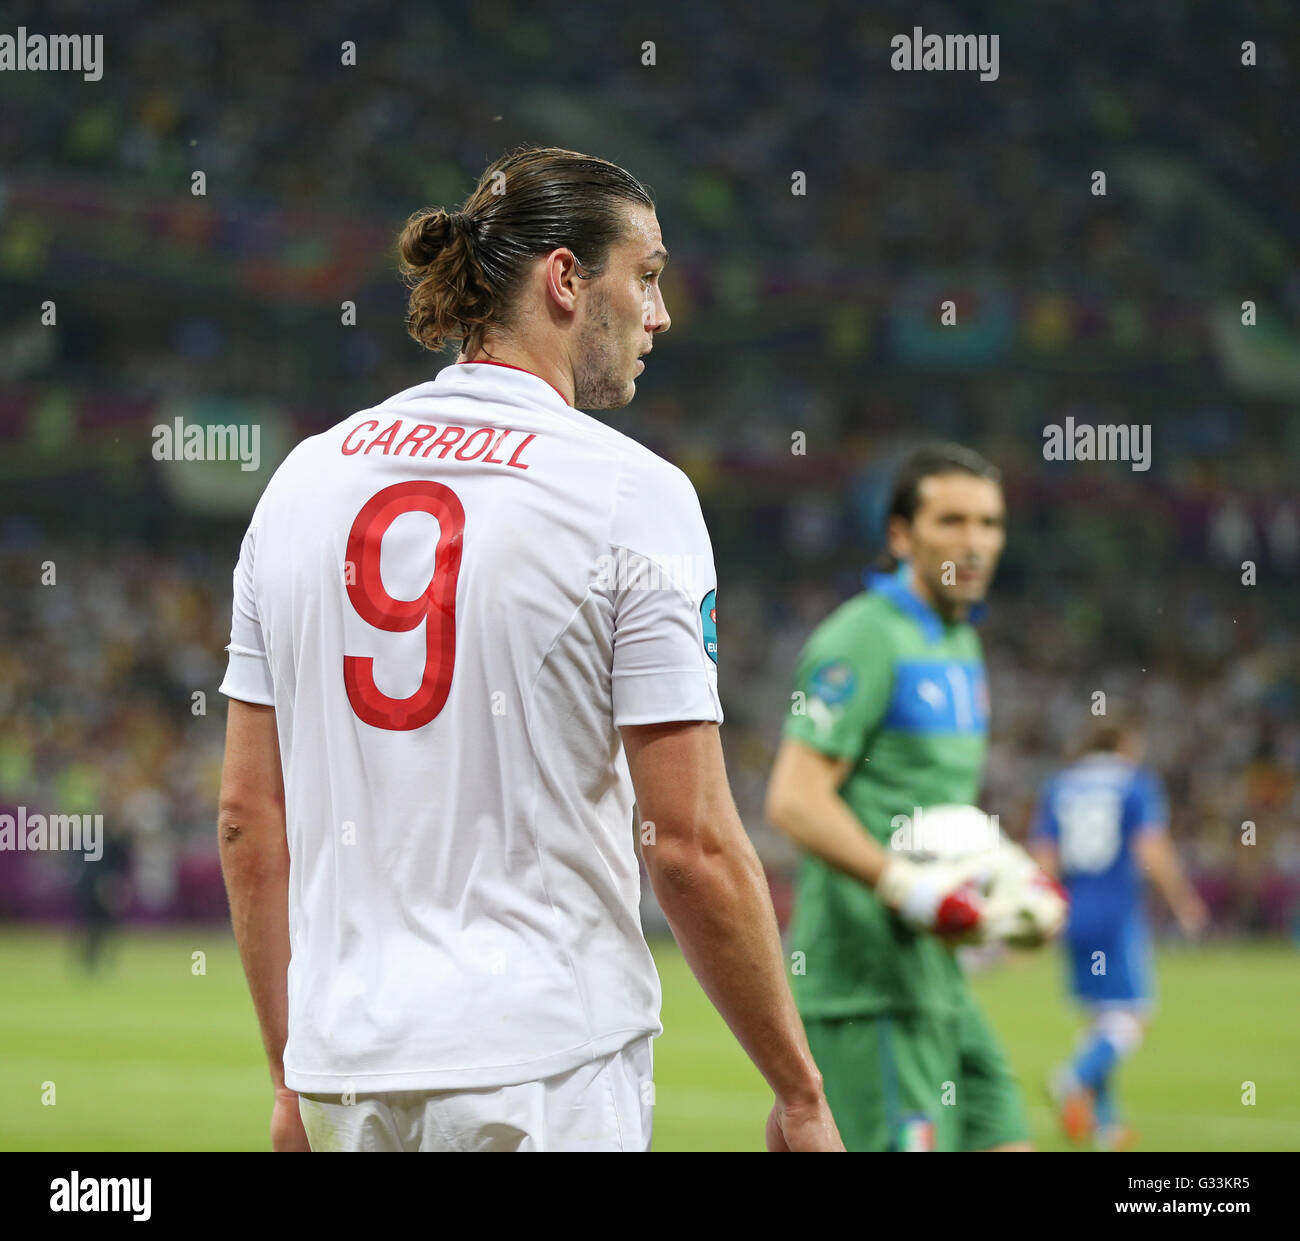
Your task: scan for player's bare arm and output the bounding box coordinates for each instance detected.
[1133,829,1208,937]
[764,739,887,887]
[1029,838,1059,881]
[622,720,843,1151]
[217,698,309,1152]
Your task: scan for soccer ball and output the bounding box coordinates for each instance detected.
[891,804,1067,948]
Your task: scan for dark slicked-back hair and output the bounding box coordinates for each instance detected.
[397,145,656,359]
[872,443,1002,572]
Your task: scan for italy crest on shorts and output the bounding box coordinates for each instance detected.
[700,589,718,663]
[894,1113,937,1152]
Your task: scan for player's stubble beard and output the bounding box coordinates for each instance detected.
[572,286,636,411]
[914,552,990,622]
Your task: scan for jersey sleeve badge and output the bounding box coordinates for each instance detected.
[700,589,718,664]
[808,659,857,706]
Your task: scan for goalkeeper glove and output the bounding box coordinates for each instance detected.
[876,855,984,937]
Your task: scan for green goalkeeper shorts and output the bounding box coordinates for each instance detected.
[803,992,1028,1152]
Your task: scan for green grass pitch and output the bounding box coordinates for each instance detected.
[0,927,1295,1151]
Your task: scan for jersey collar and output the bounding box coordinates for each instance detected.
[446,359,573,407]
[862,561,987,641]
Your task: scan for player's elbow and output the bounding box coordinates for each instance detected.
[216,810,243,848]
[217,793,278,834]
[763,755,799,825]
[765,773,812,841]
[217,773,284,826]
[645,832,760,911]
[216,796,288,873]
[643,816,724,872]
[643,844,703,900]
[764,781,795,834]
[765,742,844,842]
[643,806,757,892]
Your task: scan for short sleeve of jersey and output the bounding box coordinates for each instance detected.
[607,456,723,728]
[1029,778,1059,843]
[781,601,893,761]
[218,516,275,706]
[1126,766,1169,836]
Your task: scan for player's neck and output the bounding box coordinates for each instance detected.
[907,572,968,626]
[458,342,575,407]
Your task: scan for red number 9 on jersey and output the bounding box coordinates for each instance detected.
[343,481,465,730]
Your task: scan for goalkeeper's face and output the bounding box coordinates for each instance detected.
[894,474,1006,615]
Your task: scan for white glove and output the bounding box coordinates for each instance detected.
[877,855,985,937]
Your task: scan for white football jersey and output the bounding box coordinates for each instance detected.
[219,361,723,1092]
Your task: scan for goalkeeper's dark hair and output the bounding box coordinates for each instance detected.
[398,145,656,359]
[869,443,1002,574]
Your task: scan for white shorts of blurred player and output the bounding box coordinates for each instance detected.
[297,1036,653,1153]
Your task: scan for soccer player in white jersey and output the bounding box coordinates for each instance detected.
[216,146,842,1152]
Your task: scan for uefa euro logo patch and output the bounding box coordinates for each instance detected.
[809,660,856,706]
[700,590,718,663]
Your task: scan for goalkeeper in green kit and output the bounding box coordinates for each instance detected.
[765,444,1031,1152]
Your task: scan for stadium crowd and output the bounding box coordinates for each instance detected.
[1,0,1295,936]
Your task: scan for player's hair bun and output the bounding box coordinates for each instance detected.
[398,209,459,270]
[398,208,493,354]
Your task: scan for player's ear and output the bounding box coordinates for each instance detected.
[886,514,912,562]
[545,248,584,313]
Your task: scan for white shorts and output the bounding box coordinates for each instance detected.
[297,1036,654,1152]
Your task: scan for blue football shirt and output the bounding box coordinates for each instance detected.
[1030,752,1168,943]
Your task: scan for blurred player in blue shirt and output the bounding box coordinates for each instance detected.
[1030,713,1207,1150]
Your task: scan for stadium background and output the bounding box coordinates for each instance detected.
[0,0,1296,1150]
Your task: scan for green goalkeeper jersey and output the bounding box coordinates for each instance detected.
[781,563,991,1019]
